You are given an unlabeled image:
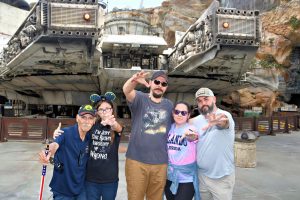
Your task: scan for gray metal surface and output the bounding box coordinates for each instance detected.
[0,0,261,106]
[168,0,260,87]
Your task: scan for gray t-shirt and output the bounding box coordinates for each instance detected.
[126,91,173,164]
[191,108,235,178]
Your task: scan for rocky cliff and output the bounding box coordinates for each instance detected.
[241,0,300,114]
[258,0,300,66]
[147,0,213,46]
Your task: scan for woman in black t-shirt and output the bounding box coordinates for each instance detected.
[85,93,123,200]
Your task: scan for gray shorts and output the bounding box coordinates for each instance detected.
[198,173,235,200]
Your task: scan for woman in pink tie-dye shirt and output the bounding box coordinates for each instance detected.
[164,101,200,200]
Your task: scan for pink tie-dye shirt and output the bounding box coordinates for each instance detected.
[167,123,198,182]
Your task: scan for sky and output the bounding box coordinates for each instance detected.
[26,0,164,11]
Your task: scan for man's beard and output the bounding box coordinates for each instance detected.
[152,89,164,98]
[153,92,163,98]
[198,103,214,115]
[81,124,92,132]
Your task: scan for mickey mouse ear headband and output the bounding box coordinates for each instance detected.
[90,92,116,104]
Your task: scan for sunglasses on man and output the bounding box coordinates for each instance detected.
[153,79,168,87]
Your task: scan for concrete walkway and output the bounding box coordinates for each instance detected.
[0,131,300,200]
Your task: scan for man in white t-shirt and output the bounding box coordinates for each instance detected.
[190,87,235,200]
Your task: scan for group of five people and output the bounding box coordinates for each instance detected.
[39,70,235,200]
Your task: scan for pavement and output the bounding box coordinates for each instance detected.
[1,131,300,200]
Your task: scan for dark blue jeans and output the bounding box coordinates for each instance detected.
[85,180,118,200]
[52,190,87,200]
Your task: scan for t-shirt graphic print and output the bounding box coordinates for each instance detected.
[143,107,168,135]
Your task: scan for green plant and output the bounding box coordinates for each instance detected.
[289,16,300,30]
[258,55,284,69]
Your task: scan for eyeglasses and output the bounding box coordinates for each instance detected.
[98,107,112,113]
[174,109,188,116]
[153,79,168,87]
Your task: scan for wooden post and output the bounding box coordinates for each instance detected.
[296,115,300,129]
[44,118,49,144]
[239,118,243,131]
[0,117,3,142]
[23,118,28,138]
[294,115,299,131]
[269,116,273,135]
[284,116,289,134]
[253,117,258,132]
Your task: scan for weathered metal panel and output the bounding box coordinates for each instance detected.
[50,3,98,29]
[25,77,53,88]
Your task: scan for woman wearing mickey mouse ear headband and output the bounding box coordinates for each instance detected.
[90,92,118,126]
[85,91,123,200]
[90,92,116,105]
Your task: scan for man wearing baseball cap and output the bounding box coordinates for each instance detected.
[39,104,96,199]
[191,87,235,200]
[123,70,173,200]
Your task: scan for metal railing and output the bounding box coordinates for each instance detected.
[234,114,300,134]
[0,117,75,142]
[0,115,299,142]
[0,117,132,142]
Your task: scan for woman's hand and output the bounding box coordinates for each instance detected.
[180,129,199,142]
[101,115,116,126]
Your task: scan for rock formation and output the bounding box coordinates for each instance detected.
[221,87,283,117]
[241,0,300,114]
[147,0,212,46]
[257,0,300,66]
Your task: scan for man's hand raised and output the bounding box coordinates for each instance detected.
[131,71,150,88]
[202,113,229,131]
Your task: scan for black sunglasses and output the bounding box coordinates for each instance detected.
[174,109,188,116]
[153,79,168,87]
